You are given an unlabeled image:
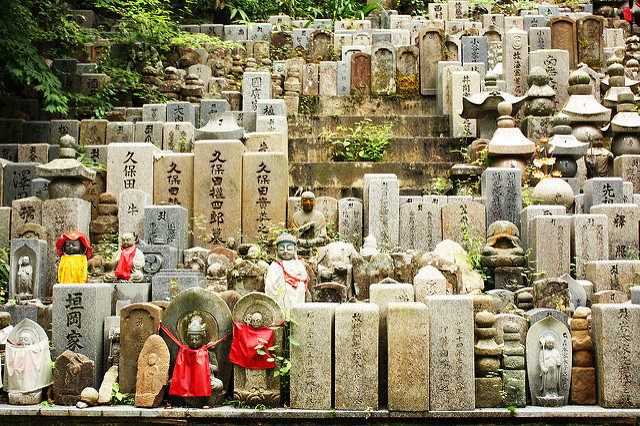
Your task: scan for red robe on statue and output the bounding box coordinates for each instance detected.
[115,245,137,280]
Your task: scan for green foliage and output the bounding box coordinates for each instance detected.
[223,0,380,23]
[323,118,393,162]
[111,382,135,405]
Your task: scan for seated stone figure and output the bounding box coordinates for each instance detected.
[290,191,328,248]
[186,315,224,397]
[317,241,359,287]
[56,231,92,284]
[104,232,145,282]
[480,221,526,268]
[265,233,308,315]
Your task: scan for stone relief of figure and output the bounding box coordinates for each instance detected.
[539,335,562,397]
[16,256,34,301]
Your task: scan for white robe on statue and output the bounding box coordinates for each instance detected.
[264,259,308,316]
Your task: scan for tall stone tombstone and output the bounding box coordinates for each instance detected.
[3,162,36,206]
[302,63,319,96]
[143,205,188,262]
[338,197,363,247]
[351,52,371,96]
[118,189,152,244]
[242,72,272,113]
[520,205,566,251]
[586,260,640,295]
[119,303,163,394]
[482,168,522,230]
[591,204,639,260]
[318,61,338,96]
[370,282,414,406]
[334,303,379,410]
[577,16,604,71]
[549,17,578,70]
[441,200,486,250]
[419,29,445,95]
[241,152,287,244]
[396,46,419,97]
[152,152,194,214]
[583,177,623,211]
[592,304,640,408]
[142,104,167,122]
[192,140,244,248]
[107,142,160,198]
[399,202,442,251]
[571,214,608,280]
[43,198,91,289]
[309,29,333,62]
[336,60,351,97]
[530,215,571,279]
[525,316,572,406]
[529,49,570,110]
[614,155,640,193]
[504,28,528,97]
[368,178,400,249]
[450,70,480,138]
[371,42,396,96]
[52,283,112,387]
[387,302,429,411]
[461,36,488,68]
[290,303,337,409]
[11,196,42,237]
[426,295,474,410]
[529,27,552,52]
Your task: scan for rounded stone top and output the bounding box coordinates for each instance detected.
[99,192,117,204]
[60,134,76,149]
[568,69,590,86]
[607,62,625,78]
[485,70,497,83]
[497,101,512,117]
[527,66,550,86]
[627,35,640,44]
[627,58,640,68]
[553,112,571,127]
[164,66,179,75]
[475,310,495,327]
[573,306,591,319]
[185,73,198,80]
[606,55,623,67]
[503,322,520,334]
[262,58,272,65]
[517,291,533,302]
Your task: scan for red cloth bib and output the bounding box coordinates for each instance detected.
[228,321,281,369]
[115,245,137,280]
[624,6,632,21]
[160,324,228,397]
[275,259,308,289]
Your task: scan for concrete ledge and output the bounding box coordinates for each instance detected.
[1,405,640,421]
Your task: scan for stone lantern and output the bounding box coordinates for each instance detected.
[548,112,588,179]
[486,101,535,177]
[609,92,640,156]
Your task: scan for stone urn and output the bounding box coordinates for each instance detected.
[531,177,574,209]
[195,111,244,140]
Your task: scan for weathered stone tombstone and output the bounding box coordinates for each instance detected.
[231,292,285,406]
[192,140,244,248]
[530,215,571,279]
[592,304,640,407]
[118,189,152,244]
[396,46,419,97]
[241,152,287,244]
[426,295,474,410]
[583,177,623,211]
[106,142,160,197]
[3,163,36,206]
[571,214,608,280]
[106,121,134,143]
[143,205,188,262]
[481,167,522,230]
[504,28,528,97]
[419,29,445,96]
[461,36,488,68]
[142,104,167,122]
[591,204,639,260]
[338,197,363,247]
[118,303,163,394]
[526,316,571,406]
[53,350,94,405]
[152,152,194,213]
[162,122,194,152]
[290,303,336,409]
[309,29,333,62]
[529,27,551,52]
[450,70,480,138]
[334,303,379,410]
[242,72,272,112]
[549,17,577,70]
[151,269,206,301]
[52,283,112,387]
[387,302,429,411]
[441,200,486,251]
[371,42,396,95]
[351,52,371,96]
[577,16,604,71]
[529,49,570,110]
[586,260,640,296]
[368,178,399,249]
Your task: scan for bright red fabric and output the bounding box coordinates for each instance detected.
[624,6,632,21]
[228,321,279,369]
[56,231,92,258]
[115,245,137,280]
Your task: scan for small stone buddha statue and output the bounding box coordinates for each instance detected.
[290,191,328,248]
[185,315,224,398]
[104,232,145,282]
[56,231,92,284]
[539,335,562,399]
[264,233,308,314]
[16,256,34,301]
[480,221,526,268]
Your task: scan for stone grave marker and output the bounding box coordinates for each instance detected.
[530,215,571,279]
[351,52,372,96]
[504,28,528,97]
[529,49,570,110]
[571,214,608,280]
[529,27,552,52]
[419,29,445,96]
[368,178,400,249]
[142,104,167,122]
[371,42,396,95]
[441,200,486,250]
[481,167,522,230]
[338,197,363,247]
[143,205,188,262]
[583,177,623,211]
[107,142,160,197]
[50,119,80,144]
[152,152,194,213]
[9,238,47,301]
[118,189,152,244]
[591,204,639,260]
[614,155,640,193]
[549,17,578,69]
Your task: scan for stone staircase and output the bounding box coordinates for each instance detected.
[287,96,464,197]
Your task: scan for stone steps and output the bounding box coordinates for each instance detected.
[289,161,454,198]
[288,136,465,163]
[287,114,450,139]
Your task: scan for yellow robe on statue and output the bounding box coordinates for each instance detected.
[58,255,88,284]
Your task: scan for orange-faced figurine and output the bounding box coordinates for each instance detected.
[56,231,92,283]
